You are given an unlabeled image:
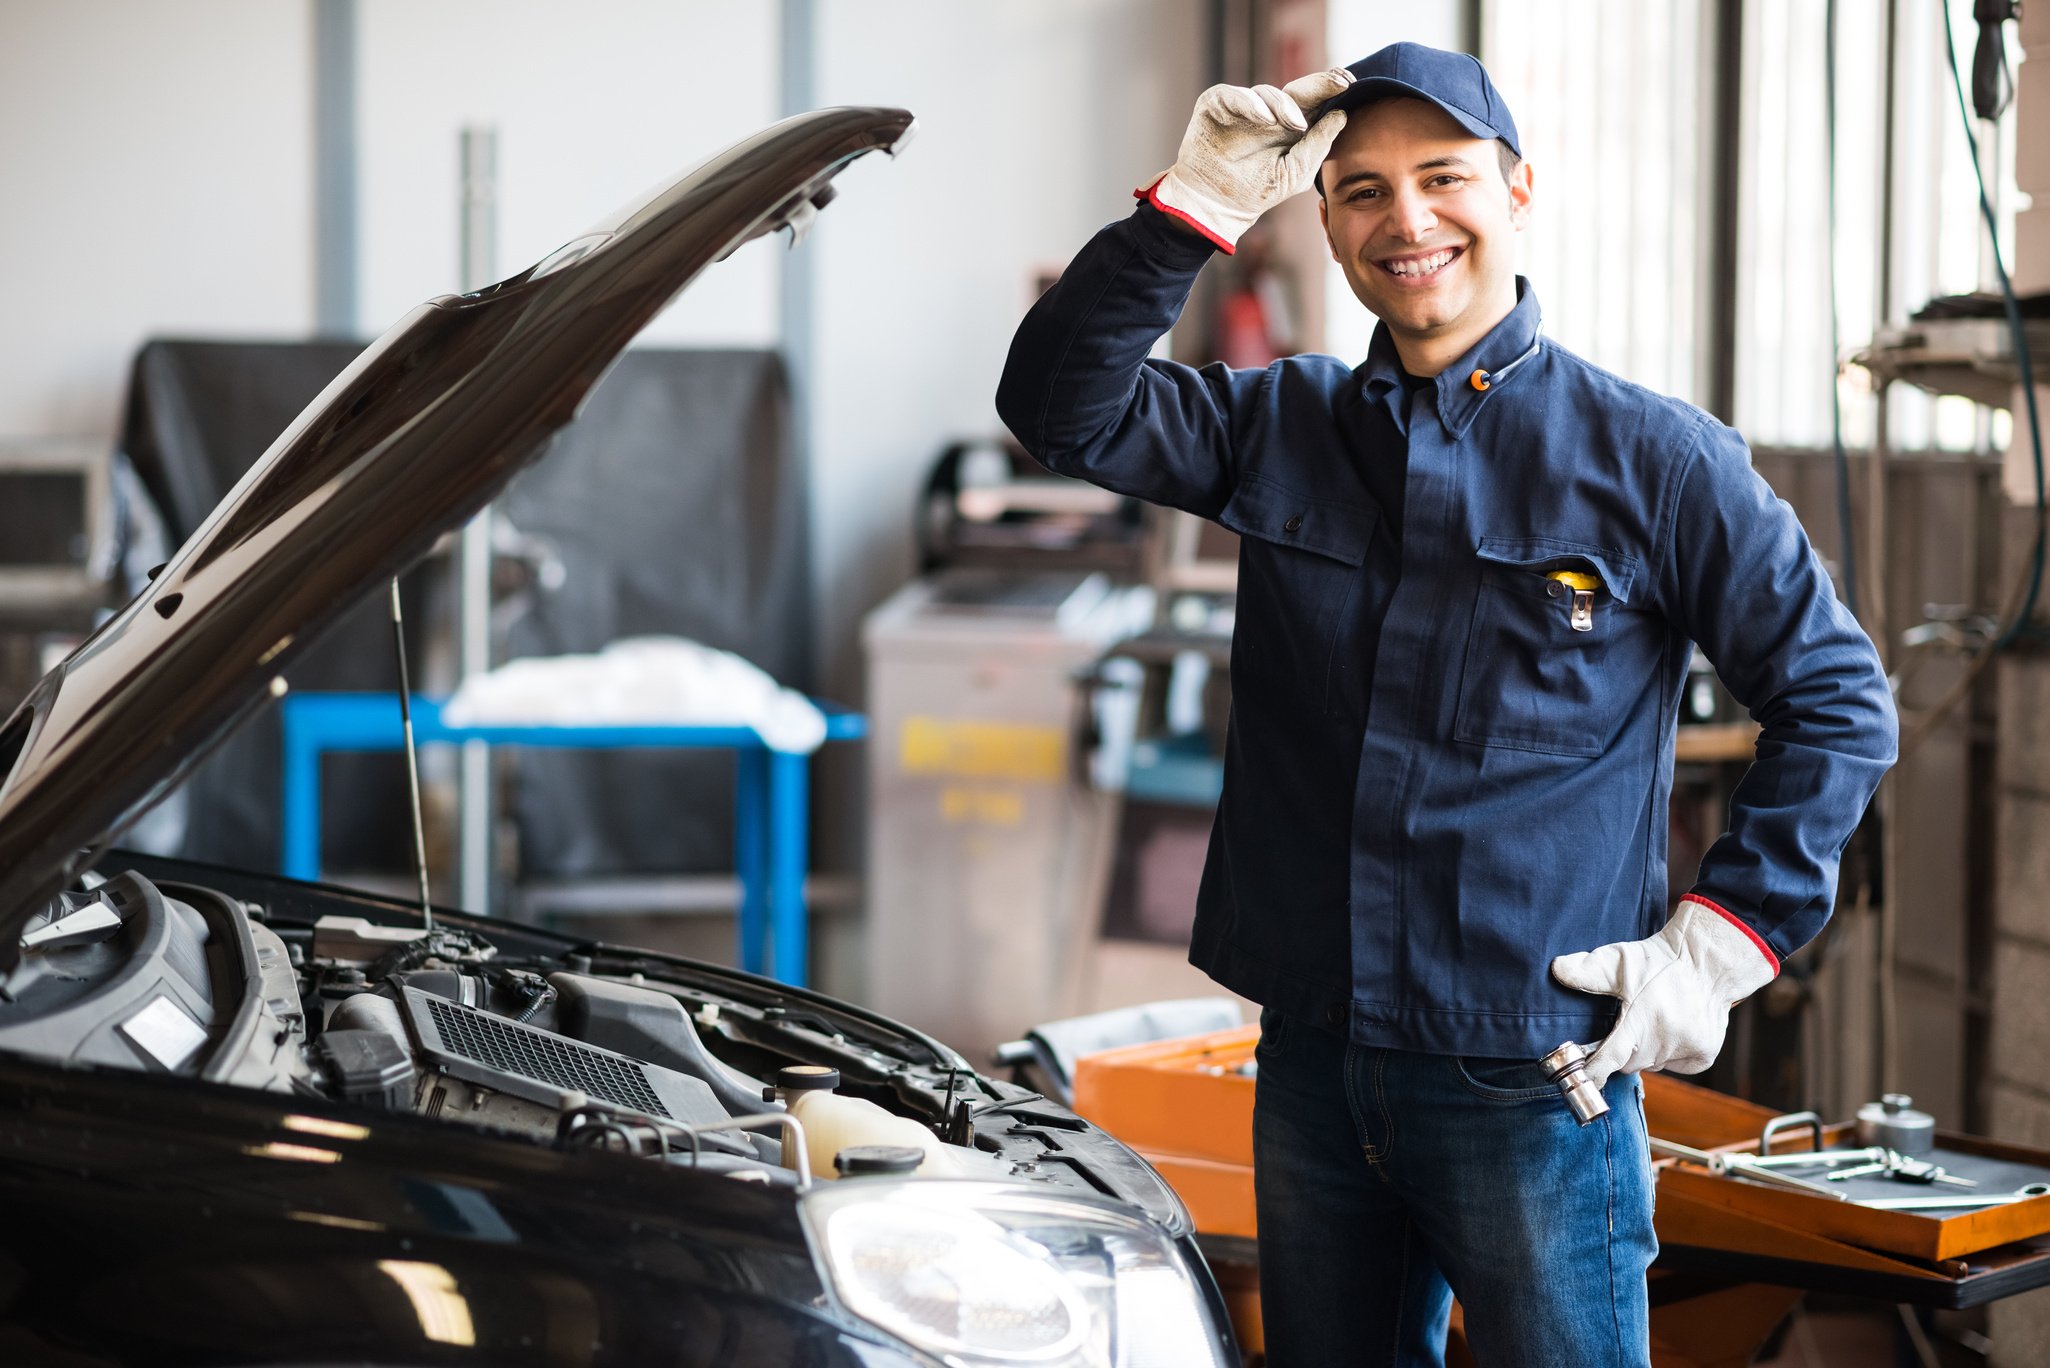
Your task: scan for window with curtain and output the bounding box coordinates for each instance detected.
[1474,0,2016,453]
[1482,0,1712,408]
[1736,0,2008,453]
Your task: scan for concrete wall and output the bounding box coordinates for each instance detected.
[0,0,318,435]
[794,0,1203,1001]
[0,0,1202,691]
[805,0,1204,692]
[1991,5,2050,1362]
[353,0,780,344]
[0,0,781,437]
[1322,1,1465,364]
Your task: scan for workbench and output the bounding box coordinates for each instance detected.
[1072,1027,2050,1366]
[277,691,865,987]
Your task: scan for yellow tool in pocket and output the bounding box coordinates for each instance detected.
[1543,570,1598,632]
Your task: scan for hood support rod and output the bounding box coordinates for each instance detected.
[390,578,434,931]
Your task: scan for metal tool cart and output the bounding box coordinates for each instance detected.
[1071,1024,2050,1366]
[863,565,1152,1059]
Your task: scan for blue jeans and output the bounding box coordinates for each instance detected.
[1252,1008,1655,1368]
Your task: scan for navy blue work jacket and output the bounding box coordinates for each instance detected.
[996,206,1897,1057]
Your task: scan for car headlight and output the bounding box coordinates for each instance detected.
[800,1179,1233,1368]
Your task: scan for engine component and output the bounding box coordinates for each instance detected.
[21,899,121,951]
[0,873,214,1070]
[557,1100,803,1179]
[421,1072,567,1139]
[835,1145,926,1178]
[328,988,406,1037]
[775,1067,957,1181]
[318,1029,414,1110]
[773,1065,840,1096]
[549,972,769,1117]
[397,984,725,1124]
[313,915,430,963]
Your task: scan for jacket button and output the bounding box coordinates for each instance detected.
[1546,580,1563,597]
[1325,1003,1347,1028]
[1283,514,1303,533]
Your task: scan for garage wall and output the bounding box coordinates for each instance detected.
[353,0,780,344]
[1322,1,1466,366]
[0,0,1191,680]
[0,0,781,442]
[0,0,318,438]
[1991,9,2050,1363]
[804,0,1206,693]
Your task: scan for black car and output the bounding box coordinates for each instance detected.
[0,108,1237,1368]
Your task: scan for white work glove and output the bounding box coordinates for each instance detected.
[1549,897,1779,1093]
[1142,68,1354,253]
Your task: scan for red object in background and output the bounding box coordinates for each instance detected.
[1209,229,1299,368]
[1217,286,1278,369]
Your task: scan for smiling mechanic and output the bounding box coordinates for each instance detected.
[996,42,1896,1368]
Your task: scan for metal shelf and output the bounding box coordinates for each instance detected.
[1853,316,2050,410]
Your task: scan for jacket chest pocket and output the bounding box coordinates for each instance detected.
[1453,537,1649,757]
[1219,476,1375,714]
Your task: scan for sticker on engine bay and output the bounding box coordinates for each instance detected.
[119,994,209,1071]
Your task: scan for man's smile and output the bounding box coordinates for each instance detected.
[1374,245,1464,281]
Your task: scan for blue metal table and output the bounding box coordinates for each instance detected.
[278,692,864,987]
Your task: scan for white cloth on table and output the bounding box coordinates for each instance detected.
[440,636,826,753]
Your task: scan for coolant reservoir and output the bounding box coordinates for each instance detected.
[772,1066,955,1180]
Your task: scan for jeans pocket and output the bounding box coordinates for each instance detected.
[1255,1006,1289,1061]
[1452,1054,1558,1102]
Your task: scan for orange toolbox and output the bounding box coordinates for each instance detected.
[1073,1025,2050,1367]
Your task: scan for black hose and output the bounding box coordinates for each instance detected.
[1941,0,2045,648]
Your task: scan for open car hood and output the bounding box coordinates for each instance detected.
[0,107,915,963]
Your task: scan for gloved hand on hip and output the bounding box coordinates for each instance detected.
[1142,68,1354,253]
[1549,896,1778,1093]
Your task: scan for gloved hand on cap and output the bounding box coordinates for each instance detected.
[1549,895,1779,1093]
[1140,68,1354,253]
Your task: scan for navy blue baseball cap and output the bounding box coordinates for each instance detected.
[1315,42,1520,158]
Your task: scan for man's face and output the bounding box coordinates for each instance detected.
[1318,98,1532,355]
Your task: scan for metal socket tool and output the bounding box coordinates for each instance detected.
[1540,1040,1608,1125]
[1855,1093,1936,1157]
[1646,1137,1851,1201]
[1858,1183,2050,1211]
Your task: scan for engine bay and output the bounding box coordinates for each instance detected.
[0,867,1141,1207]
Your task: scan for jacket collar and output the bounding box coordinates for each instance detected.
[1356,278,1543,439]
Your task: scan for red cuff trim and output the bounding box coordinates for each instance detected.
[1682,894,1780,976]
[1134,176,1236,255]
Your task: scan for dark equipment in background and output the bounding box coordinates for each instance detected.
[1973,0,2019,120]
[863,440,1160,1057]
[0,439,114,707]
[494,349,807,890]
[915,438,1147,578]
[115,340,807,891]
[994,997,1243,1107]
[119,339,425,873]
[1077,508,1238,950]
